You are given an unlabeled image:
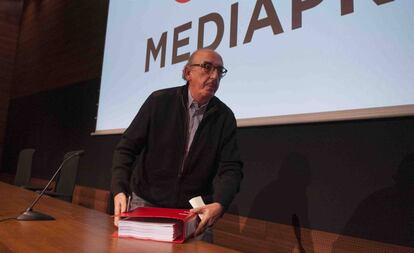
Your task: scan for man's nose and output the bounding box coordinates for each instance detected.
[210,68,220,79]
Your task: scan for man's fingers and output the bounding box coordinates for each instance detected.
[195,208,209,235]
[114,200,121,226]
[191,203,223,235]
[113,193,127,226]
[120,199,126,213]
[195,218,208,235]
[114,202,120,226]
[207,216,217,227]
[190,206,203,214]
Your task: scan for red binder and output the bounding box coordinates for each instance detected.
[114,207,199,243]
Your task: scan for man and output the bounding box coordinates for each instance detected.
[111,48,243,236]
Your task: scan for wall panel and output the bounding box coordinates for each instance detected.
[0,0,23,170]
[11,0,108,98]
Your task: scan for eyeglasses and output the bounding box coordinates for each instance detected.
[190,62,228,77]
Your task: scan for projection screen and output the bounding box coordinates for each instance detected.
[95,0,414,134]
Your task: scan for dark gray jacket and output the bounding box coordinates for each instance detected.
[111,84,243,210]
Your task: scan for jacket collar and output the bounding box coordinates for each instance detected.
[180,84,219,115]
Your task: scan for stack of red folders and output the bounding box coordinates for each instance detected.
[115,207,198,243]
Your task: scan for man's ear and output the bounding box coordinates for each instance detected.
[183,66,191,81]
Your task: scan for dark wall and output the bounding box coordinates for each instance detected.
[2,80,414,247]
[11,0,108,98]
[0,0,23,169]
[232,116,414,247]
[0,0,109,178]
[2,79,118,189]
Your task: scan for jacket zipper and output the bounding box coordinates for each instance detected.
[180,105,217,176]
[178,95,188,179]
[178,98,217,178]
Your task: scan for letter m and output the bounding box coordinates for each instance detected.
[145,32,167,72]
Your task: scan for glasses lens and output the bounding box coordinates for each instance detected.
[218,67,226,75]
[201,63,213,72]
[193,62,227,77]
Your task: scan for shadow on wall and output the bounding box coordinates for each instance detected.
[232,152,314,253]
[332,153,414,251]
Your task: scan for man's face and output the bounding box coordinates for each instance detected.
[185,50,224,104]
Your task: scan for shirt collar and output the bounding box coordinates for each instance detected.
[187,89,209,110]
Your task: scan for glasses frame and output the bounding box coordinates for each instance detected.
[190,62,228,77]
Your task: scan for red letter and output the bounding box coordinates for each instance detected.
[198,13,224,50]
[373,0,394,4]
[292,0,322,30]
[341,0,394,16]
[230,3,239,48]
[341,0,354,16]
[172,22,192,65]
[145,32,167,72]
[244,0,283,44]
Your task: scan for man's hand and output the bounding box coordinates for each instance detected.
[113,192,127,227]
[190,202,223,236]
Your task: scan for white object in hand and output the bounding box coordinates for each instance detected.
[189,196,206,208]
[189,196,205,219]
